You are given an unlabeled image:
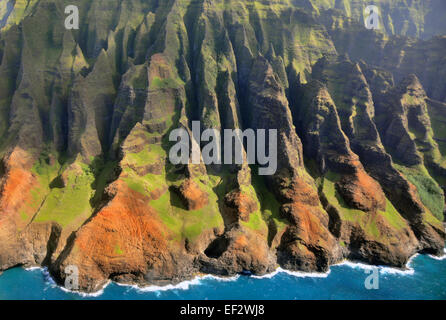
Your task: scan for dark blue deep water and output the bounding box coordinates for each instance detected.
[0,253,445,300]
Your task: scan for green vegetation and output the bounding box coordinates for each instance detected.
[394,164,444,221]
[129,65,149,90]
[322,171,364,223]
[149,178,224,242]
[401,93,420,106]
[424,210,444,230]
[126,144,166,167]
[123,169,168,195]
[114,244,124,255]
[121,124,224,243]
[239,184,269,234]
[149,76,184,90]
[378,200,409,230]
[322,171,409,238]
[427,101,446,158]
[25,151,119,229]
[13,151,62,224]
[251,174,289,234]
[91,160,118,205]
[0,0,39,30]
[33,162,95,228]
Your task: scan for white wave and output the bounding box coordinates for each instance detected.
[251,269,281,279]
[25,266,43,272]
[333,258,415,275]
[15,247,446,296]
[378,266,414,276]
[39,267,109,297]
[120,278,203,293]
[431,255,446,261]
[250,267,331,279]
[428,249,446,261]
[119,274,240,293]
[279,267,331,278]
[58,281,110,298]
[334,260,375,271]
[206,274,241,282]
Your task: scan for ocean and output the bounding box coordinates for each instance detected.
[0,252,445,300]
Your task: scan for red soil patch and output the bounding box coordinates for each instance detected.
[176,179,209,211]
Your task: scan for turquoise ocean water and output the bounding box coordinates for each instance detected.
[0,252,445,300]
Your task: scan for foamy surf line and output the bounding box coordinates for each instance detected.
[58,282,109,298]
[251,269,281,279]
[19,249,446,296]
[281,268,331,278]
[42,267,109,297]
[24,266,236,296]
[128,267,331,291]
[429,248,446,260]
[23,266,107,297]
[119,274,241,293]
[333,255,417,276]
[25,266,43,272]
[251,267,331,279]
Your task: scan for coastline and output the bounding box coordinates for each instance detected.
[16,249,445,298]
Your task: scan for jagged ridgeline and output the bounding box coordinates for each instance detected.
[0,0,445,292]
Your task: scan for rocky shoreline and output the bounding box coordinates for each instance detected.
[8,246,443,295]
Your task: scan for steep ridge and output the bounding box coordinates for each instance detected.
[307,55,444,255]
[293,80,420,266]
[303,0,446,39]
[0,0,444,292]
[246,56,341,272]
[322,10,446,103]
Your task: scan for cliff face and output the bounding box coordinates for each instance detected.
[0,0,444,292]
[302,0,446,39]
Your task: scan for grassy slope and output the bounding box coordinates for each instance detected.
[322,171,409,239]
[394,163,444,222]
